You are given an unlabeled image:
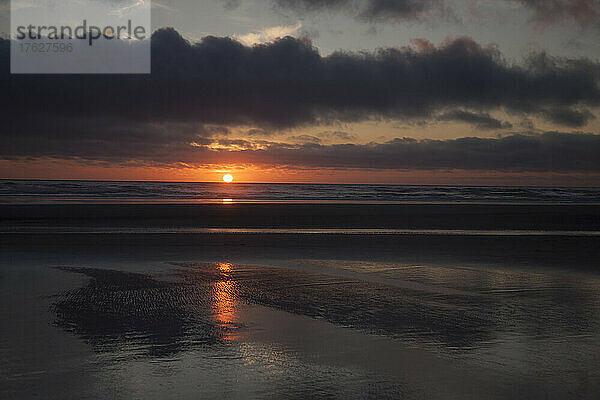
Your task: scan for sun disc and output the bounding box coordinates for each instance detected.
[222,174,233,183]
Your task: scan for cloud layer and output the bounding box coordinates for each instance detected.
[1,30,599,130]
[3,117,599,172]
[1,29,599,173]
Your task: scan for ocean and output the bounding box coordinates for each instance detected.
[2,179,600,203]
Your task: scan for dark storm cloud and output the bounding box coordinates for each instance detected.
[272,0,442,22]
[358,0,443,21]
[1,30,598,130]
[237,132,600,172]
[542,107,596,127]
[0,116,211,163]
[438,110,513,130]
[1,29,599,172]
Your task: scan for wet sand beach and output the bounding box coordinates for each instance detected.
[3,202,600,231]
[2,202,600,399]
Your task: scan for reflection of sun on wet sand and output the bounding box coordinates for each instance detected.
[47,261,600,399]
[212,263,240,341]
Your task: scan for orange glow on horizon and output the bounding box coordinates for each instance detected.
[2,159,600,186]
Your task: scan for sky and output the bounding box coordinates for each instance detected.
[1,0,600,184]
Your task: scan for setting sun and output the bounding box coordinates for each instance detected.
[222,174,233,183]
